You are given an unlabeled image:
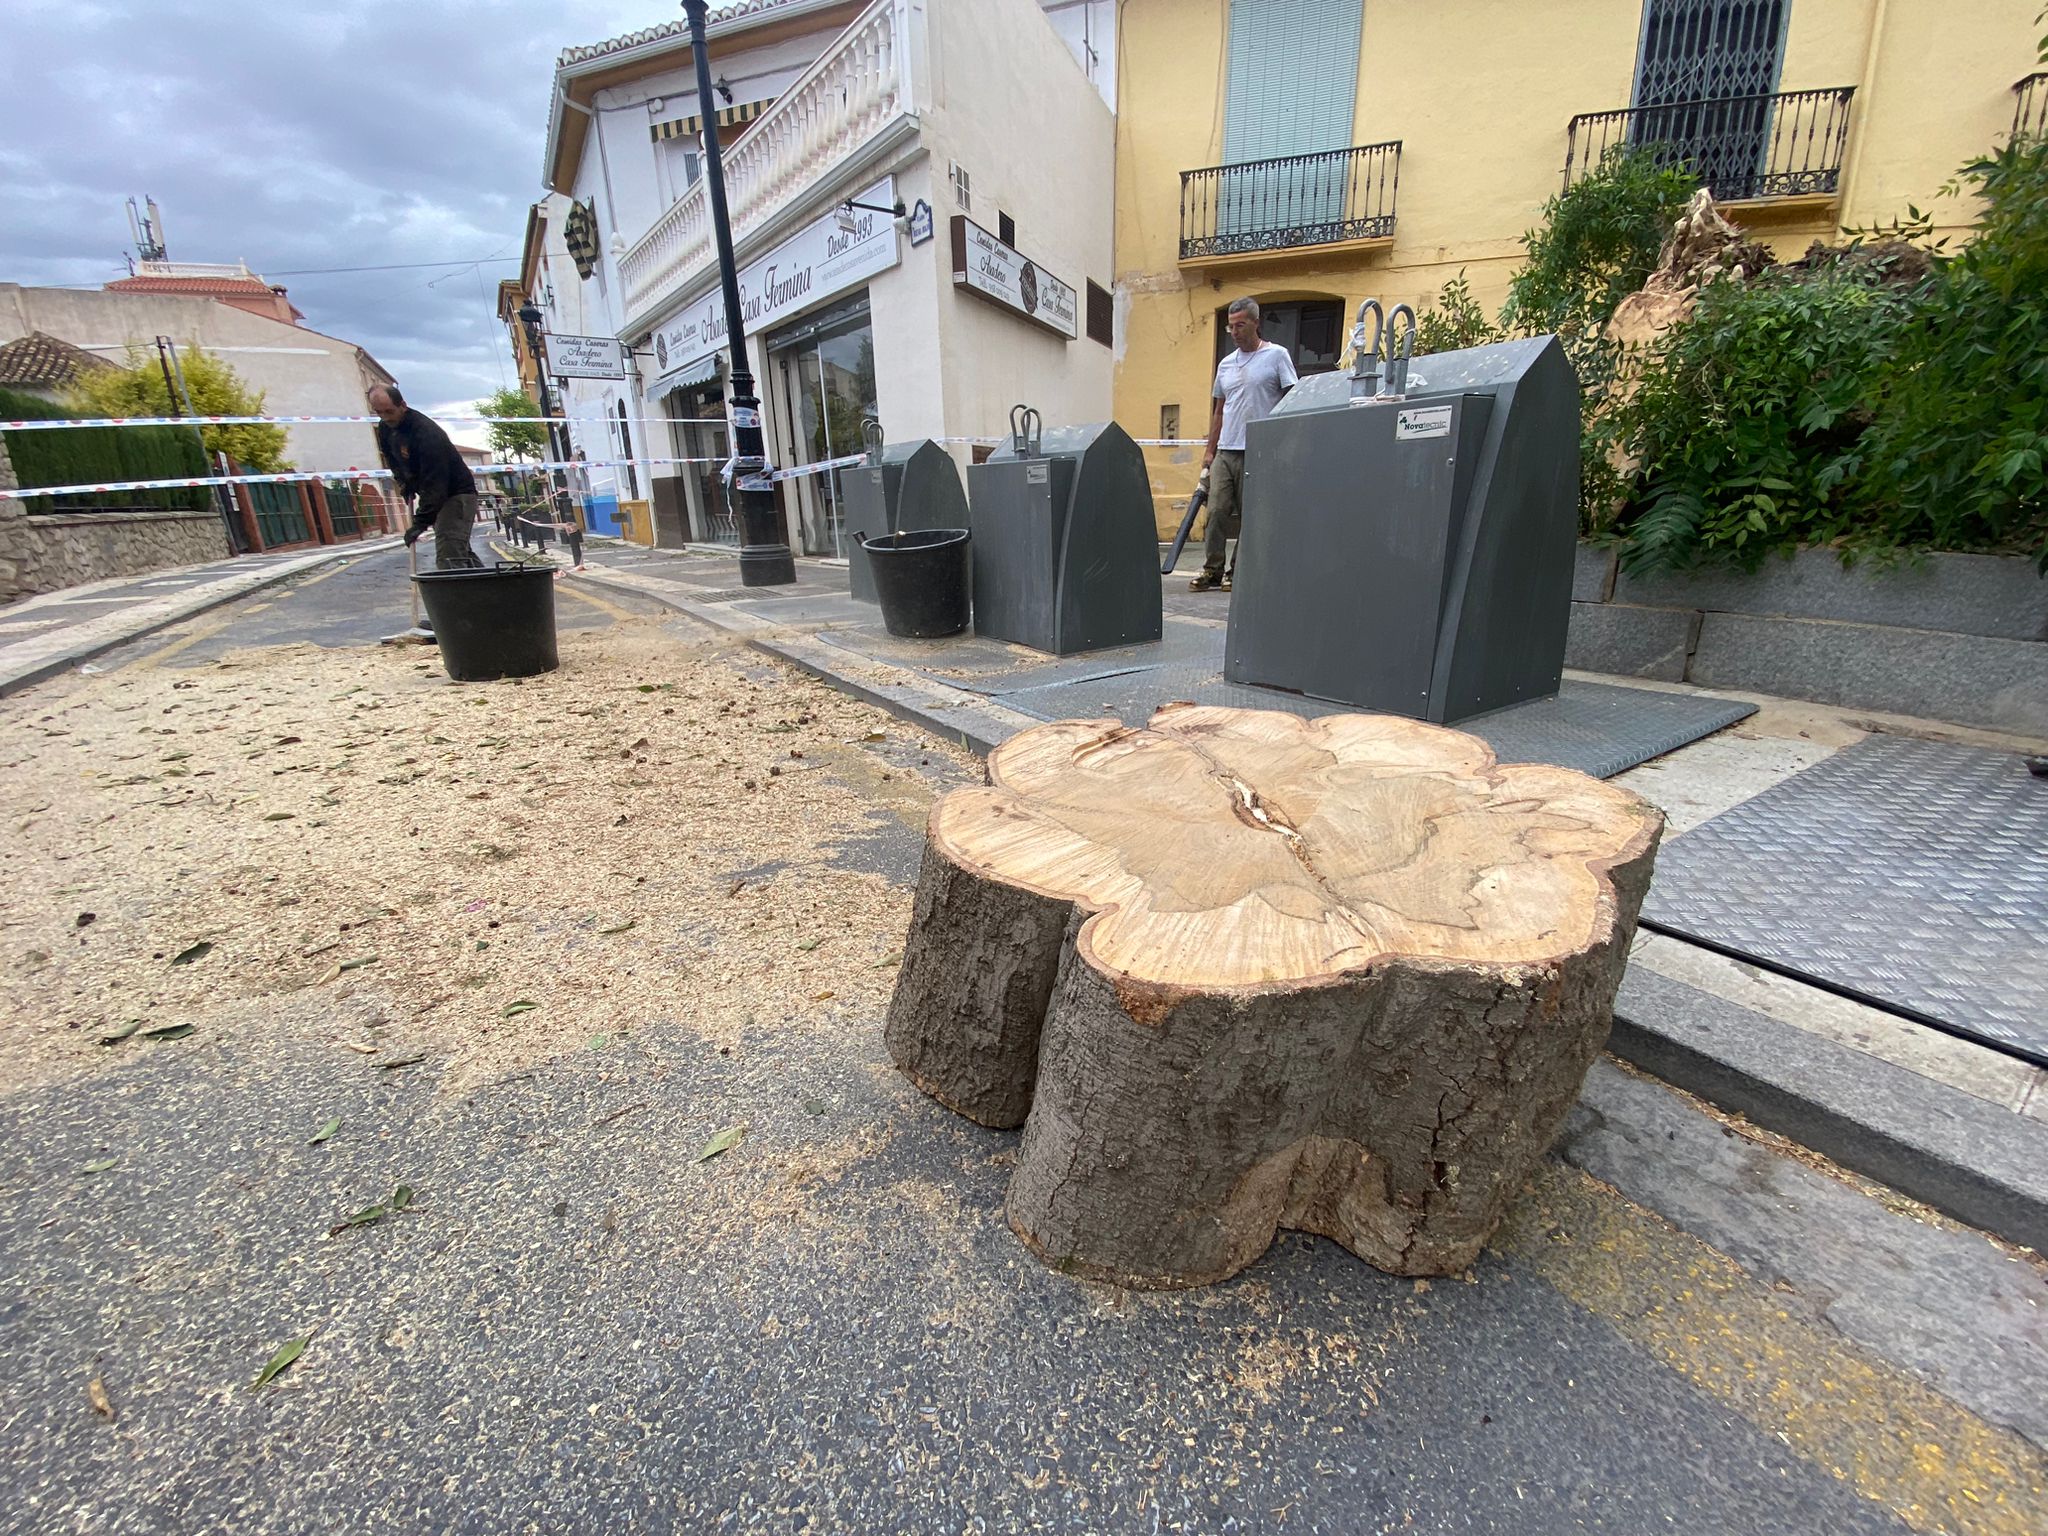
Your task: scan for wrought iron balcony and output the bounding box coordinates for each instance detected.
[619,0,915,332]
[2016,72,2048,143]
[1564,87,1855,203]
[1179,141,1400,264]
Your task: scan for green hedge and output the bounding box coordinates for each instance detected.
[1,386,212,515]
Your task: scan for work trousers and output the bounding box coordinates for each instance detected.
[432,494,484,569]
[1200,449,1246,579]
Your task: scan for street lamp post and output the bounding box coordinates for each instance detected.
[683,0,796,586]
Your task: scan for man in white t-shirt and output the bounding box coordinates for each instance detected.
[1192,295,1298,592]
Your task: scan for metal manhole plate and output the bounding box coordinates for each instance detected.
[1644,734,2048,1065]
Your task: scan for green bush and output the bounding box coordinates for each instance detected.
[1,387,211,515]
[1607,260,1918,571]
[1850,137,2048,567]
[1414,269,1502,357]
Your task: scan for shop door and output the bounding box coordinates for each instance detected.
[770,298,877,559]
[670,384,736,546]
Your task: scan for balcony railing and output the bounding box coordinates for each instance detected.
[1179,141,1400,263]
[620,0,914,329]
[1564,87,1855,203]
[2016,72,2048,143]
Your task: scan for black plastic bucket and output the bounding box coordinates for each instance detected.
[413,563,560,682]
[862,528,971,639]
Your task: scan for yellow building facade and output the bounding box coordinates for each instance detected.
[1114,0,2044,531]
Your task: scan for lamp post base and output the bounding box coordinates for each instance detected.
[739,544,798,586]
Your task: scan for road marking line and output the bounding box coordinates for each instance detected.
[1497,1164,2047,1535]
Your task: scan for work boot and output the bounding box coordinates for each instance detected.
[1190,571,1225,592]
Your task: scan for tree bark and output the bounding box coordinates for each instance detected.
[885,704,1662,1285]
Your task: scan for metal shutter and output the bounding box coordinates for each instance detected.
[1222,0,1364,163]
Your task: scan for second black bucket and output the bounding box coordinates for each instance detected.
[862,528,971,639]
[413,563,560,682]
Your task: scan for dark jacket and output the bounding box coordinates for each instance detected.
[374,409,477,526]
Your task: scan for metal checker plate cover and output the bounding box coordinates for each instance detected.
[1643,734,2048,1066]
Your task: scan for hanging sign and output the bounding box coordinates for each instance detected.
[948,216,1077,340]
[650,178,900,384]
[544,333,626,380]
[906,199,934,247]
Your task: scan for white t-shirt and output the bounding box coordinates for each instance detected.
[1212,341,1299,451]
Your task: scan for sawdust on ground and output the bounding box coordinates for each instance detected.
[0,616,978,1096]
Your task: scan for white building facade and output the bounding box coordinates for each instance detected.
[524,0,1117,553]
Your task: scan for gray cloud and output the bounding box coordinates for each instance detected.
[0,0,661,423]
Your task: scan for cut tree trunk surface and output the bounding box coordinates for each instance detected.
[886,704,1662,1286]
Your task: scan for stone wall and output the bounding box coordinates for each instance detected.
[1565,545,2048,735]
[0,434,230,605]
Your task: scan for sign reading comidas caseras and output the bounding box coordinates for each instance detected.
[949,216,1077,340]
[544,333,626,380]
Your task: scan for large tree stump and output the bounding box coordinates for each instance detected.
[885,704,1662,1285]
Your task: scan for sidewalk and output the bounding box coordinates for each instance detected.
[0,536,400,697]
[567,534,2048,1255]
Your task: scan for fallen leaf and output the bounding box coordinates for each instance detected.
[262,812,297,822]
[801,1098,826,1116]
[597,918,637,935]
[309,1117,340,1145]
[97,1019,143,1046]
[335,1040,378,1055]
[170,941,213,966]
[315,964,342,986]
[88,1375,114,1420]
[503,1000,538,1018]
[861,731,886,743]
[796,938,823,952]
[379,1054,427,1071]
[338,956,378,973]
[812,991,836,1002]
[875,952,904,968]
[251,1336,310,1390]
[389,1185,414,1212]
[142,1022,195,1041]
[82,1157,119,1175]
[695,1124,748,1163]
[300,939,340,959]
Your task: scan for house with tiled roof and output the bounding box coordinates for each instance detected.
[0,331,118,402]
[105,261,306,325]
[0,278,395,474]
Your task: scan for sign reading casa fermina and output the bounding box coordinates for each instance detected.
[949,215,1078,341]
[650,178,901,383]
[544,333,626,381]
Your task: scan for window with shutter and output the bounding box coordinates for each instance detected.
[1219,0,1365,234]
[1085,281,1113,348]
[1629,1,1789,198]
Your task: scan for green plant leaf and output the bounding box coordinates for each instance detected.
[250,1335,310,1390]
[695,1124,748,1163]
[170,941,213,966]
[142,1022,195,1041]
[82,1156,119,1174]
[97,1019,144,1046]
[597,918,637,935]
[503,1000,538,1018]
[309,1117,341,1145]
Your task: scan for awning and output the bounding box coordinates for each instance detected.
[650,98,773,142]
[651,350,723,393]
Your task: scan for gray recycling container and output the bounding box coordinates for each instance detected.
[1224,335,1580,724]
[968,421,1162,656]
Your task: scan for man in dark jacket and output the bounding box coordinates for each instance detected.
[369,384,483,569]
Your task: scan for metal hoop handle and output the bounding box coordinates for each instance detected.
[1384,304,1418,397]
[1009,403,1042,457]
[861,416,884,464]
[1348,299,1385,397]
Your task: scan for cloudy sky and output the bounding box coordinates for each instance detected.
[0,0,683,436]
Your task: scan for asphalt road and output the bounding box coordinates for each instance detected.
[3,554,2042,1536]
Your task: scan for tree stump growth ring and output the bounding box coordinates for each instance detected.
[884,704,1663,1286]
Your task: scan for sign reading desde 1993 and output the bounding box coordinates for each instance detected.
[543,333,627,380]
[949,216,1077,341]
